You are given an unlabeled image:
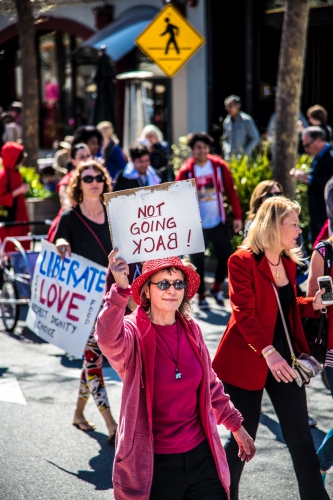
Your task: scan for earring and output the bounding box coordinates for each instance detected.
[79,190,83,202]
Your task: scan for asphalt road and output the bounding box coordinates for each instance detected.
[1,293,333,500]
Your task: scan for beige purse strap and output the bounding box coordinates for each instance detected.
[271,282,296,359]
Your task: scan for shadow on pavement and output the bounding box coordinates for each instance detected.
[260,413,327,449]
[51,353,116,372]
[195,309,230,326]
[0,323,46,344]
[46,431,115,491]
[0,367,9,377]
[51,353,83,369]
[260,413,285,443]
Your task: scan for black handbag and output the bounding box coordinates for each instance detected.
[302,240,332,363]
[0,174,17,223]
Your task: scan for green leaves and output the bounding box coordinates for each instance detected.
[227,142,272,220]
[19,166,58,200]
[169,136,312,251]
[294,154,311,250]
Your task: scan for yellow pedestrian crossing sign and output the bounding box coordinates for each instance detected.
[135,4,205,78]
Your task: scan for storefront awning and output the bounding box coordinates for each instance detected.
[78,6,159,61]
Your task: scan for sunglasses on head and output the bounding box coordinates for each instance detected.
[150,279,187,290]
[264,191,283,198]
[81,174,105,183]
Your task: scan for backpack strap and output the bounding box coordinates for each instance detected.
[316,240,332,345]
[323,240,333,275]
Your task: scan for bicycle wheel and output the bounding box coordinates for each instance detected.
[1,280,19,332]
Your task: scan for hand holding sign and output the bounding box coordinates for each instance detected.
[55,237,72,259]
[108,249,129,289]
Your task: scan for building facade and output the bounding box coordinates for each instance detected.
[0,0,332,151]
[0,0,207,150]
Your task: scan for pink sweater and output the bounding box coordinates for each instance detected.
[95,285,243,500]
[152,321,205,454]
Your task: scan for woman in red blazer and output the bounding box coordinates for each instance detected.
[212,196,329,500]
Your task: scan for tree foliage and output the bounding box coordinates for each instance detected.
[0,0,58,167]
[0,0,55,17]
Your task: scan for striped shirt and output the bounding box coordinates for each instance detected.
[325,349,333,368]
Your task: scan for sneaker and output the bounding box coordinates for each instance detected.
[211,289,225,306]
[308,417,317,428]
[198,298,210,310]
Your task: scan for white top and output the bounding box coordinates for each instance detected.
[194,160,221,229]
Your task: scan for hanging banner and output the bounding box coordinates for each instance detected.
[104,179,205,264]
[26,240,106,358]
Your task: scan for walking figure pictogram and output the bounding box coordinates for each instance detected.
[160,18,180,54]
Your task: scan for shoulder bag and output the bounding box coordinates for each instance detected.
[302,240,332,362]
[271,282,322,387]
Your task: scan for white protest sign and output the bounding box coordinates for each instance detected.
[26,240,106,358]
[104,179,205,264]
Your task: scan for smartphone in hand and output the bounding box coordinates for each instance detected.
[317,276,333,305]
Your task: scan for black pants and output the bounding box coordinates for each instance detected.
[190,222,232,295]
[223,343,329,500]
[149,439,228,500]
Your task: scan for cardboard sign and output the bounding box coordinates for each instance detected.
[26,240,106,358]
[104,179,205,264]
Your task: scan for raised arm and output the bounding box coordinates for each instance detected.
[95,250,136,374]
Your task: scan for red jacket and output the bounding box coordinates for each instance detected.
[0,142,29,250]
[212,249,317,391]
[176,155,242,221]
[313,219,329,249]
[96,285,243,500]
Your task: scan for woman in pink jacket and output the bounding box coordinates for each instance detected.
[95,251,256,500]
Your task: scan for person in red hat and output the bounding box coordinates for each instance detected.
[0,141,30,251]
[95,251,255,500]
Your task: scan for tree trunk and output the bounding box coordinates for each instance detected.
[274,0,309,199]
[15,0,39,168]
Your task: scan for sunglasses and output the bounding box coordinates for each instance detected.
[81,174,105,183]
[150,279,187,290]
[303,138,316,149]
[264,192,283,198]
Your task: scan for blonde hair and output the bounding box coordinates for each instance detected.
[242,196,302,264]
[246,180,283,222]
[140,124,163,143]
[97,121,119,144]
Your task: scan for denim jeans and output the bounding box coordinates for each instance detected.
[317,367,333,471]
[317,429,333,471]
[325,365,333,398]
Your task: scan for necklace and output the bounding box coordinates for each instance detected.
[152,321,182,380]
[266,254,281,282]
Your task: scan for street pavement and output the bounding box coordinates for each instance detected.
[1,290,333,500]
